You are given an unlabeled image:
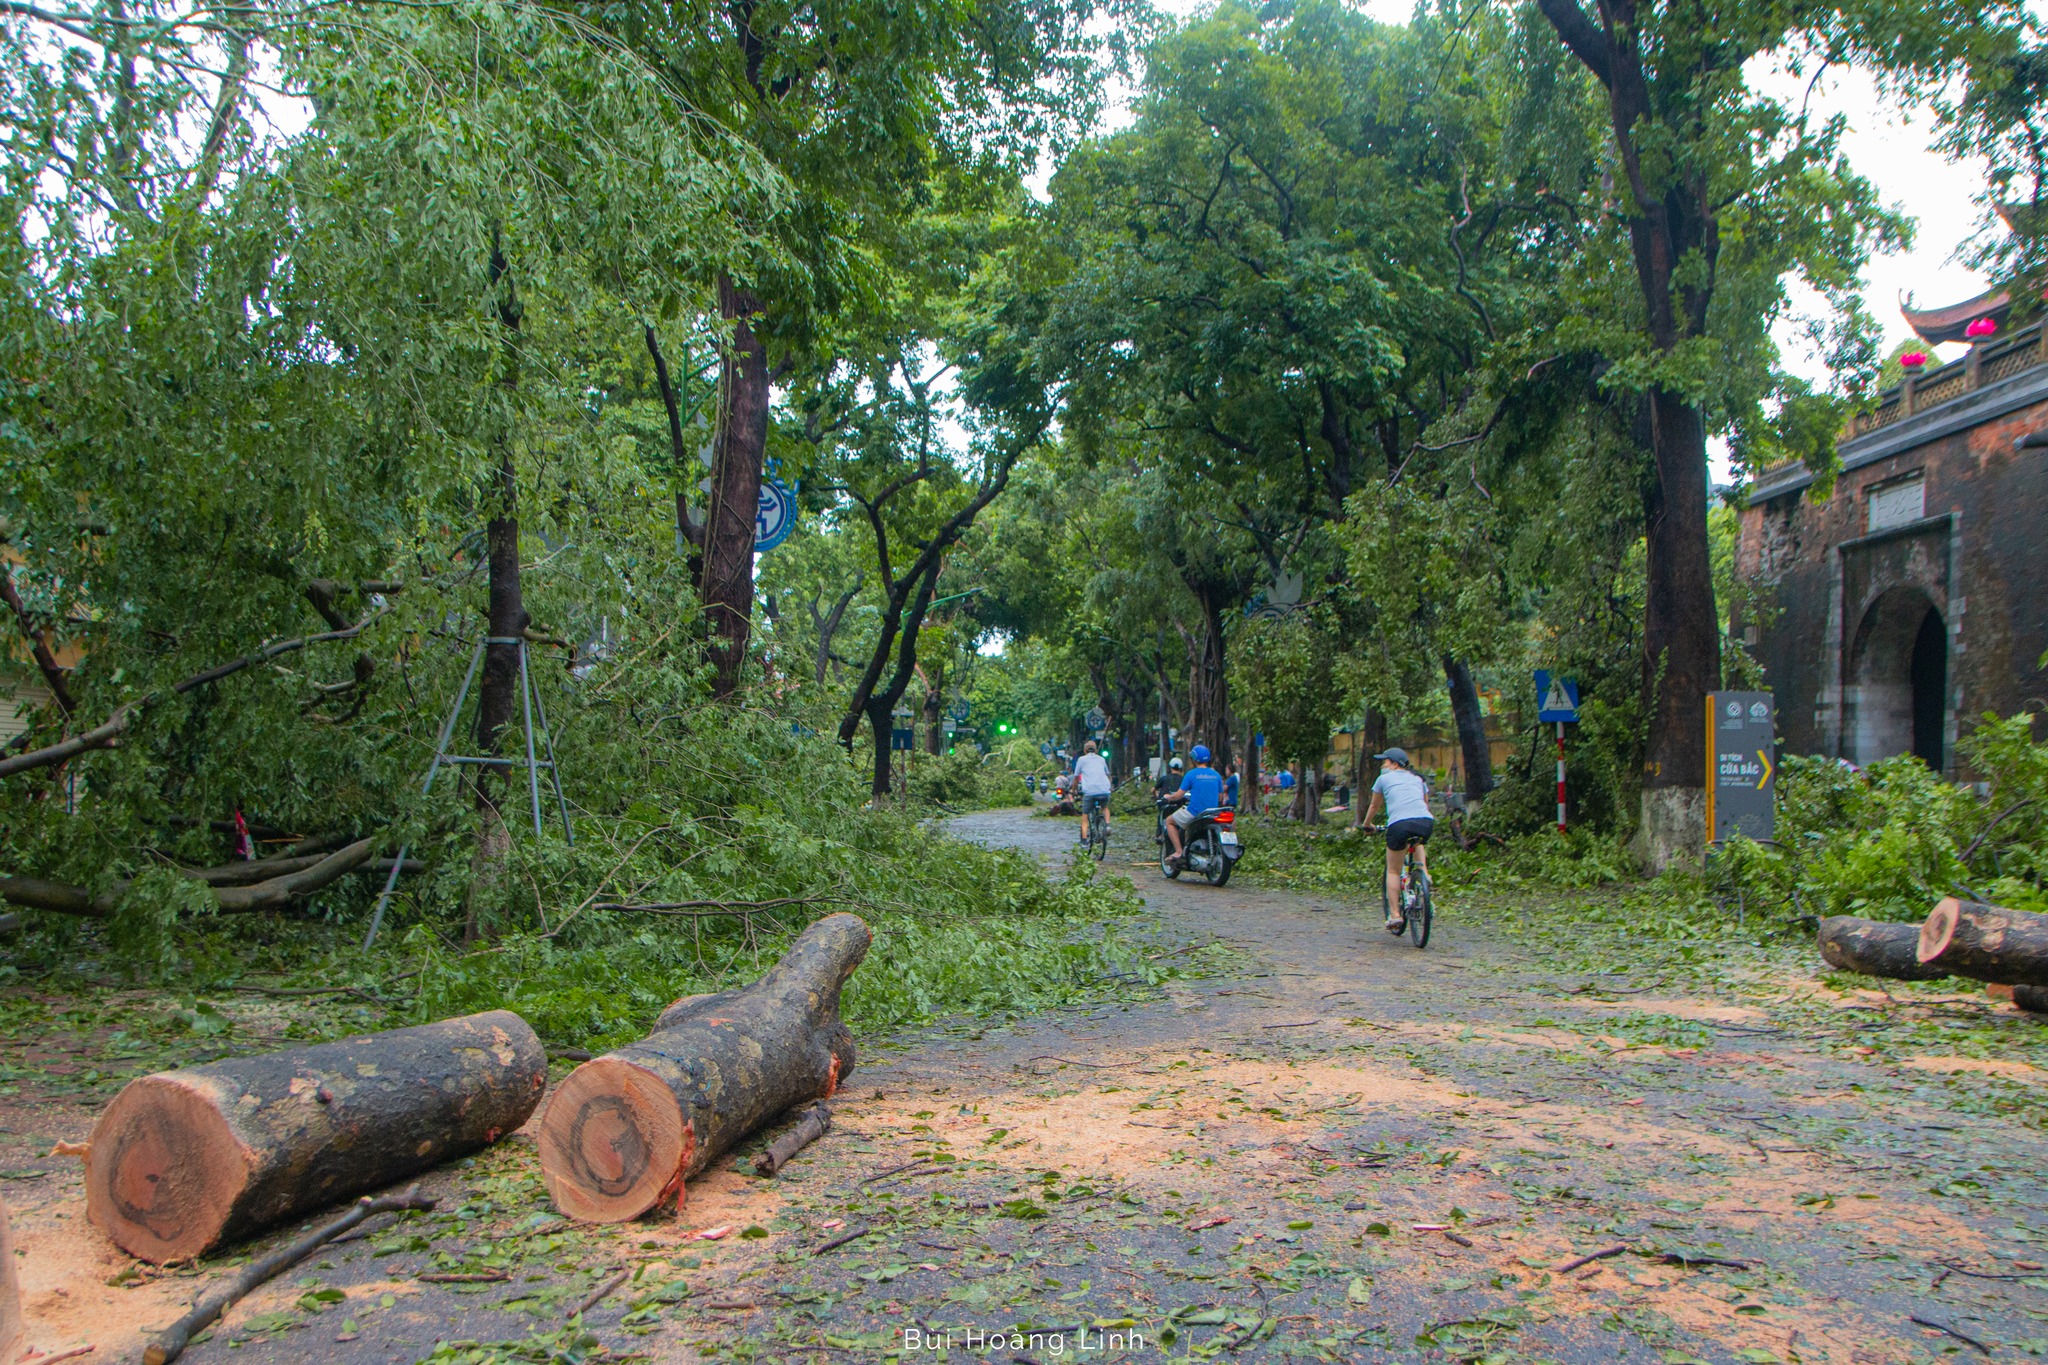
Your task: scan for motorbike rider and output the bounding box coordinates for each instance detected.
[1162,745,1225,868]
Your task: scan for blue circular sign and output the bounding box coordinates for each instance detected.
[754,476,797,553]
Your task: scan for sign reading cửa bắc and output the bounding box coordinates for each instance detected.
[1706,691,1775,845]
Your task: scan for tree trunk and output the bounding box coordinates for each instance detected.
[1444,655,1494,803]
[1,562,75,717]
[1354,709,1389,828]
[1817,916,1952,981]
[704,277,770,699]
[923,661,945,755]
[1303,764,1322,825]
[468,236,530,939]
[2012,984,2048,1014]
[1918,897,2048,986]
[86,1011,544,1263]
[1188,585,1231,766]
[538,913,868,1223]
[1633,387,1718,870]
[868,704,894,800]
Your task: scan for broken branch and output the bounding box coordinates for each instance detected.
[0,604,392,781]
[142,1186,437,1365]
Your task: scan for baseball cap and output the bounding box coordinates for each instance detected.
[1373,747,1411,766]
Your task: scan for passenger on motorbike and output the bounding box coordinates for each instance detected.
[1162,745,1225,868]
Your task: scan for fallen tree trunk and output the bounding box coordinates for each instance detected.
[538,912,868,1222]
[0,838,408,919]
[86,1010,543,1262]
[0,1199,20,1365]
[1818,916,1952,981]
[2015,985,2048,1014]
[1917,897,2048,987]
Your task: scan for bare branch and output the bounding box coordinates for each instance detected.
[0,604,393,780]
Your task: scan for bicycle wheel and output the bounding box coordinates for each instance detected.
[1408,864,1433,948]
[1091,811,1108,861]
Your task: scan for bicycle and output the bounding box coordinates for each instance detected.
[1083,795,1111,862]
[1379,833,1433,949]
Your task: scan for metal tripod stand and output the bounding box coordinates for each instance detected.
[362,635,572,949]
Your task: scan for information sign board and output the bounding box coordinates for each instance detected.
[1706,691,1776,845]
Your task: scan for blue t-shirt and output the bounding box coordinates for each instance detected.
[1277,770,1295,789]
[1224,773,1239,807]
[1179,766,1225,816]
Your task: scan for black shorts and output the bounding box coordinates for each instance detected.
[1385,816,1434,851]
[1083,793,1111,814]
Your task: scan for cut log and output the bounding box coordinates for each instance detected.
[1817,916,1952,981]
[1917,896,2048,987]
[2013,984,2048,1015]
[0,1199,21,1365]
[86,1010,543,1262]
[538,912,868,1223]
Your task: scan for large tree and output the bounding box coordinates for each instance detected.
[1526,0,2012,865]
[582,0,1140,697]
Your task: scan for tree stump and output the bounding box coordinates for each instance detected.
[538,912,868,1223]
[1817,916,1951,981]
[87,1011,544,1262]
[1917,897,2048,987]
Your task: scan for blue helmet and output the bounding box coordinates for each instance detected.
[1191,744,1212,762]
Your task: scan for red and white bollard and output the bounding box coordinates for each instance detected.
[1555,721,1566,834]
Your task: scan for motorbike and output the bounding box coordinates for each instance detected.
[1154,796,1242,887]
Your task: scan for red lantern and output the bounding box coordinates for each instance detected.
[1966,316,1998,339]
[1901,351,1928,369]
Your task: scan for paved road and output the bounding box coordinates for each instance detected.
[19,805,2046,1364]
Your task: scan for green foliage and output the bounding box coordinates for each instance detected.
[1231,614,1341,769]
[1711,714,2048,923]
[905,749,1032,811]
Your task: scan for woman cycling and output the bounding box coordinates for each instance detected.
[1360,747,1432,933]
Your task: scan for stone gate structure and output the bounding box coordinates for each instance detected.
[1737,295,2048,776]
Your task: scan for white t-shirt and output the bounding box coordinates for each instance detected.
[1372,767,1432,824]
[1074,753,1113,797]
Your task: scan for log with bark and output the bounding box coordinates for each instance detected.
[1917,897,2048,987]
[538,912,868,1222]
[86,1011,544,1262]
[1817,916,1952,981]
[2014,984,2048,1015]
[0,1198,20,1365]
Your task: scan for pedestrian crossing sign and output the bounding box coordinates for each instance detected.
[1534,670,1580,723]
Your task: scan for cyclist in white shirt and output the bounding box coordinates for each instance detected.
[1361,747,1433,932]
[1073,740,1113,845]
